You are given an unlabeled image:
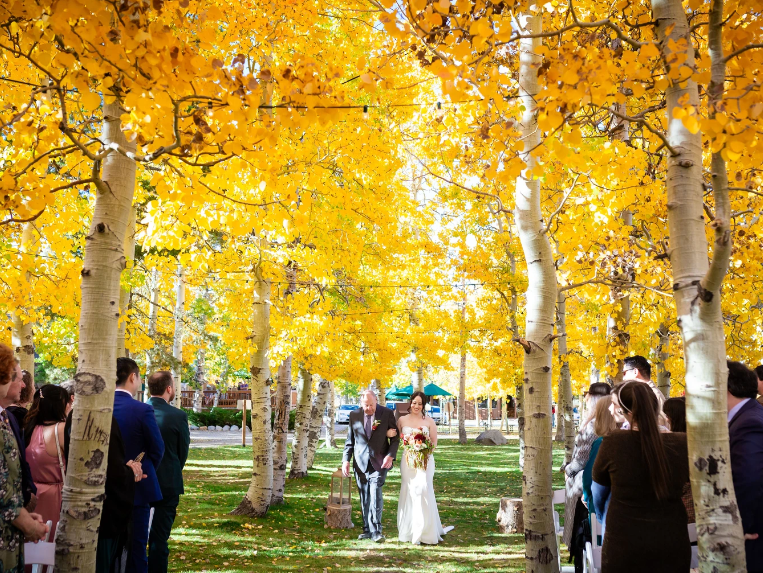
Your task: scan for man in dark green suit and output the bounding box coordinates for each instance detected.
[147,371,190,573]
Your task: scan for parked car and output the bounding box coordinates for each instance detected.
[428,405,448,425]
[335,404,359,424]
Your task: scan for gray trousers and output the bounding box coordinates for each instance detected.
[355,463,387,536]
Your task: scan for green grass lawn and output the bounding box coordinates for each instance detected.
[169,441,567,572]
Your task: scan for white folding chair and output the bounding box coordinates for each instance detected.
[26,520,55,573]
[585,512,602,573]
[551,489,576,572]
[688,523,698,569]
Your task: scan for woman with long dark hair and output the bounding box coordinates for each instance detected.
[396,391,453,544]
[592,382,690,572]
[24,384,68,537]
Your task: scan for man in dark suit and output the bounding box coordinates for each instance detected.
[342,390,399,543]
[0,362,37,510]
[146,371,190,573]
[113,357,165,573]
[727,361,763,572]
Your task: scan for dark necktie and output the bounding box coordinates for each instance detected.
[365,414,373,438]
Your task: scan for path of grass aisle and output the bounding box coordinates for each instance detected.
[170,442,566,572]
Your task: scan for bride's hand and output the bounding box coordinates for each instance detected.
[386,428,397,438]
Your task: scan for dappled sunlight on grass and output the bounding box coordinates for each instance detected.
[170,442,566,572]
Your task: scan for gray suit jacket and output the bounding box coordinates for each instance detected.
[343,405,400,473]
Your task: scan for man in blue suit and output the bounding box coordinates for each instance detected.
[113,357,165,573]
[727,361,763,573]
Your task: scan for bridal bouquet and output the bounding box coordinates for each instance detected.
[402,428,434,470]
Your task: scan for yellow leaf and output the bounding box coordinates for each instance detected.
[681,115,700,134]
[81,90,101,111]
[561,69,579,84]
[639,43,661,60]
[410,0,427,13]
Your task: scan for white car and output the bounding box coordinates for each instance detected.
[335,404,359,424]
[428,406,447,425]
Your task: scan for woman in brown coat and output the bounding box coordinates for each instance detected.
[592,382,690,573]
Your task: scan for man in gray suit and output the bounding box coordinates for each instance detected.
[342,390,400,542]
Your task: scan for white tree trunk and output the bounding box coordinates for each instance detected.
[487,388,493,429]
[458,351,467,445]
[306,377,331,469]
[232,266,273,516]
[414,363,425,392]
[556,291,575,464]
[116,206,136,359]
[509,253,525,469]
[271,356,292,505]
[324,379,337,448]
[652,0,746,568]
[515,12,559,572]
[289,366,312,479]
[171,265,185,407]
[374,379,386,406]
[654,325,671,398]
[57,101,136,572]
[144,268,160,401]
[12,223,37,379]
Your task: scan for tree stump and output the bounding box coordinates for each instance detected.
[324,503,354,529]
[496,497,523,533]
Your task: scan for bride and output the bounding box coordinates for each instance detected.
[397,391,453,545]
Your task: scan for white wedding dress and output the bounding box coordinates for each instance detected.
[397,425,454,545]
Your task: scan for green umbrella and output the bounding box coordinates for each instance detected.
[385,384,413,400]
[423,382,453,397]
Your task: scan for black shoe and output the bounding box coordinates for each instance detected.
[358,532,372,540]
[373,534,386,543]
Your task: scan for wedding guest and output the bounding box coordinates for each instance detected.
[24,384,68,536]
[6,369,34,430]
[0,343,48,572]
[662,397,693,523]
[562,382,611,572]
[592,382,690,572]
[113,357,165,573]
[663,397,686,432]
[727,361,763,572]
[754,365,763,407]
[63,392,143,573]
[147,371,190,573]
[582,396,617,520]
[622,355,666,410]
[0,363,37,511]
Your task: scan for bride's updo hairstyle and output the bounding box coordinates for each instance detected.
[408,391,428,418]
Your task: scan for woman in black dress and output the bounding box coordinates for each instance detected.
[592,382,690,573]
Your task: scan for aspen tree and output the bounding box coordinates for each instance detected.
[458,287,468,445]
[171,265,185,407]
[306,377,331,469]
[57,101,136,572]
[11,223,37,377]
[654,326,671,398]
[325,379,337,449]
[289,366,312,479]
[271,356,292,505]
[652,0,746,566]
[116,206,136,358]
[556,291,575,464]
[514,11,559,572]
[232,265,273,516]
[145,269,160,401]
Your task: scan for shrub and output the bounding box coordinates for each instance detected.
[185,407,295,431]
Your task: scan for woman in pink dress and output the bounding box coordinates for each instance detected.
[24,384,69,536]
